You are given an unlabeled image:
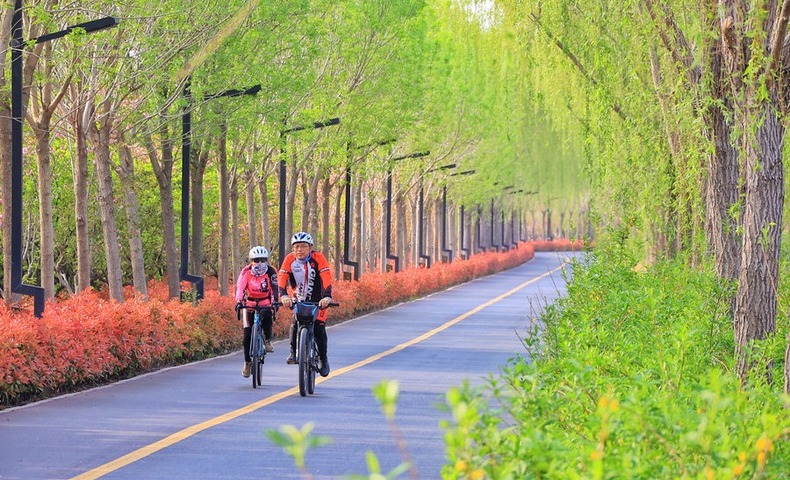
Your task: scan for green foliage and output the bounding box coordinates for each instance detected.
[266,422,332,473]
[441,248,788,479]
[268,380,412,480]
[373,378,400,421]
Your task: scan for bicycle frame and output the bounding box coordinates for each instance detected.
[294,302,320,396]
[289,300,338,396]
[243,299,278,389]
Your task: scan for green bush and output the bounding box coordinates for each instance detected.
[442,248,788,479]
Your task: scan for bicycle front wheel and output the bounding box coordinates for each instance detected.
[298,327,310,396]
[307,339,317,394]
[251,324,263,388]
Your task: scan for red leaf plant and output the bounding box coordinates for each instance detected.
[1,240,575,408]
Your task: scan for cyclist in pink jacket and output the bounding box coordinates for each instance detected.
[235,246,279,378]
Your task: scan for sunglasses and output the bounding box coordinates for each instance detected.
[251,258,267,263]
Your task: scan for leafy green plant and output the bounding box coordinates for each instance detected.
[266,422,332,478]
[440,250,789,479]
[267,380,412,480]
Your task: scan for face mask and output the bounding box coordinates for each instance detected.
[252,263,266,276]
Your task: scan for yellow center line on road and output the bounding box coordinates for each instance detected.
[72,263,565,479]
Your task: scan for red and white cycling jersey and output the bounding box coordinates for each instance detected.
[278,250,333,322]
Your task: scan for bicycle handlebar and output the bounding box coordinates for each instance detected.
[282,299,340,309]
[237,299,280,312]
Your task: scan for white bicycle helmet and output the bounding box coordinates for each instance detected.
[290,231,314,245]
[248,246,269,260]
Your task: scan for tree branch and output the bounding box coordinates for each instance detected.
[528,12,625,120]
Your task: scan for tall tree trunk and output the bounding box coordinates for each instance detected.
[304,164,322,237]
[354,180,363,271]
[257,175,271,252]
[432,196,440,262]
[71,99,91,292]
[367,183,377,272]
[245,171,257,247]
[379,187,387,272]
[286,154,298,239]
[87,104,123,303]
[0,84,10,300]
[1,111,12,300]
[718,1,786,384]
[333,181,343,279]
[144,119,180,299]
[396,188,408,268]
[321,175,331,258]
[117,142,148,300]
[217,120,230,296]
[31,105,55,299]
[703,39,741,285]
[230,170,241,281]
[733,102,783,383]
[785,340,790,395]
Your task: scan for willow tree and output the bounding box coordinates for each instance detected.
[493,0,788,386]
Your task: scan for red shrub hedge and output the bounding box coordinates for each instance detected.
[0,240,572,407]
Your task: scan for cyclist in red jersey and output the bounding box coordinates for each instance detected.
[235,246,279,378]
[278,232,333,376]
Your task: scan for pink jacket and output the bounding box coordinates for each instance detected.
[235,264,278,307]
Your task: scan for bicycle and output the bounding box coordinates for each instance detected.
[238,299,280,389]
[288,300,339,396]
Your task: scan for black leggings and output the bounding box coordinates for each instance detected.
[289,322,327,359]
[242,309,273,363]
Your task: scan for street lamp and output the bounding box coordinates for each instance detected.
[340,138,396,277]
[520,190,539,241]
[419,163,455,268]
[506,188,525,249]
[385,150,429,272]
[180,80,260,301]
[10,2,118,317]
[343,163,359,280]
[475,205,483,253]
[489,198,498,252]
[445,169,475,262]
[278,117,340,263]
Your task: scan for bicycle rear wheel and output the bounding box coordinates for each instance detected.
[298,327,310,396]
[251,324,262,388]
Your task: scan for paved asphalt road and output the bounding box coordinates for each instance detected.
[0,252,577,480]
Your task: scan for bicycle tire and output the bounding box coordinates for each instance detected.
[298,327,310,396]
[307,339,317,394]
[255,330,263,387]
[251,323,262,388]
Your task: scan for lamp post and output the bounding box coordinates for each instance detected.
[489,198,498,252]
[342,162,360,280]
[500,186,515,252]
[520,190,538,241]
[447,169,475,261]
[475,205,483,253]
[180,81,260,301]
[278,117,340,263]
[459,205,468,259]
[385,150,429,272]
[508,189,524,249]
[10,2,118,317]
[340,139,397,277]
[418,163,455,268]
